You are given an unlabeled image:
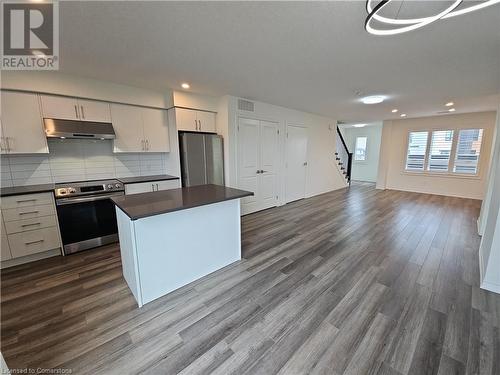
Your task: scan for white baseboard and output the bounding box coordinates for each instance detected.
[480,280,500,294]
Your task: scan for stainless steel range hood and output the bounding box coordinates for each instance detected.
[44,119,116,140]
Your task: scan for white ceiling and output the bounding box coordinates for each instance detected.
[59,1,500,121]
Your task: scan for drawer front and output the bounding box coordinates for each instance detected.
[1,192,53,209]
[2,204,56,222]
[124,182,153,195]
[156,180,180,191]
[4,215,58,234]
[8,226,61,258]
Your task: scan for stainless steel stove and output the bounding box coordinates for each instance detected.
[54,179,124,254]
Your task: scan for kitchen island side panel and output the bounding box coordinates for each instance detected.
[116,207,143,306]
[134,199,241,305]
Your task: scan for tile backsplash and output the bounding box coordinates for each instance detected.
[1,139,172,187]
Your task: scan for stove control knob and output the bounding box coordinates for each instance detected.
[115,183,121,189]
[69,188,76,194]
[107,184,114,189]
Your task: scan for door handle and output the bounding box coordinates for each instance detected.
[80,105,85,119]
[256,170,261,174]
[303,162,308,166]
[261,170,267,173]
[74,105,79,119]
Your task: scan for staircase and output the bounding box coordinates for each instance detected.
[335,126,353,184]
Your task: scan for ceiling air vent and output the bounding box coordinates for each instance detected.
[238,99,255,112]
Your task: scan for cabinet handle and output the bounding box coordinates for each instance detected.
[156,183,159,190]
[141,140,144,151]
[198,120,202,131]
[74,105,79,119]
[16,199,37,203]
[19,210,39,215]
[6,137,11,152]
[25,239,44,245]
[146,139,150,151]
[21,222,41,228]
[194,119,198,130]
[80,105,85,119]
[152,184,155,191]
[0,137,4,151]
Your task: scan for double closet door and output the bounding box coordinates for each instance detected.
[238,117,279,215]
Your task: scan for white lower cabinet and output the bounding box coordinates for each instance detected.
[124,179,180,195]
[0,192,62,266]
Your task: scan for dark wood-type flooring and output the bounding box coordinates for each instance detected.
[1,183,499,374]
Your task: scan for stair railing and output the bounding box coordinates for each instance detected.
[335,126,353,184]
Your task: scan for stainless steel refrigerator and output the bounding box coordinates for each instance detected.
[179,132,224,187]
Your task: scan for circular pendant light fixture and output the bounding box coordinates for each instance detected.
[365,0,500,36]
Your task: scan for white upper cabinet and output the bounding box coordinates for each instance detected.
[175,108,198,132]
[40,95,80,120]
[197,111,216,133]
[111,104,145,153]
[111,104,170,153]
[0,91,49,154]
[40,95,111,123]
[175,108,216,133]
[142,108,170,152]
[76,99,111,122]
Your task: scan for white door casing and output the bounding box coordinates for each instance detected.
[285,125,308,203]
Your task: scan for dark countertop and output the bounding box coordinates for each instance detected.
[111,184,253,220]
[0,175,180,197]
[0,183,55,197]
[117,174,180,184]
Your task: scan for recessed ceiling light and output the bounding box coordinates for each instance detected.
[400,113,407,117]
[353,124,366,128]
[445,102,454,107]
[448,108,456,112]
[391,109,398,113]
[361,95,385,104]
[181,83,190,89]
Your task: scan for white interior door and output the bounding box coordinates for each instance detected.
[285,125,308,203]
[238,118,260,214]
[259,120,279,210]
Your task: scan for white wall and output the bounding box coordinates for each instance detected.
[172,91,219,112]
[376,111,497,199]
[341,124,382,183]
[1,71,172,108]
[479,106,500,293]
[220,96,347,205]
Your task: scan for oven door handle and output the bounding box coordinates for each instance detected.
[56,192,124,206]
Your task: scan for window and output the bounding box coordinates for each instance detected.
[354,136,368,161]
[404,128,484,175]
[428,130,454,172]
[454,129,484,174]
[405,131,428,171]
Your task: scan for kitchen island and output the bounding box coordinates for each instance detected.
[111,184,253,307]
